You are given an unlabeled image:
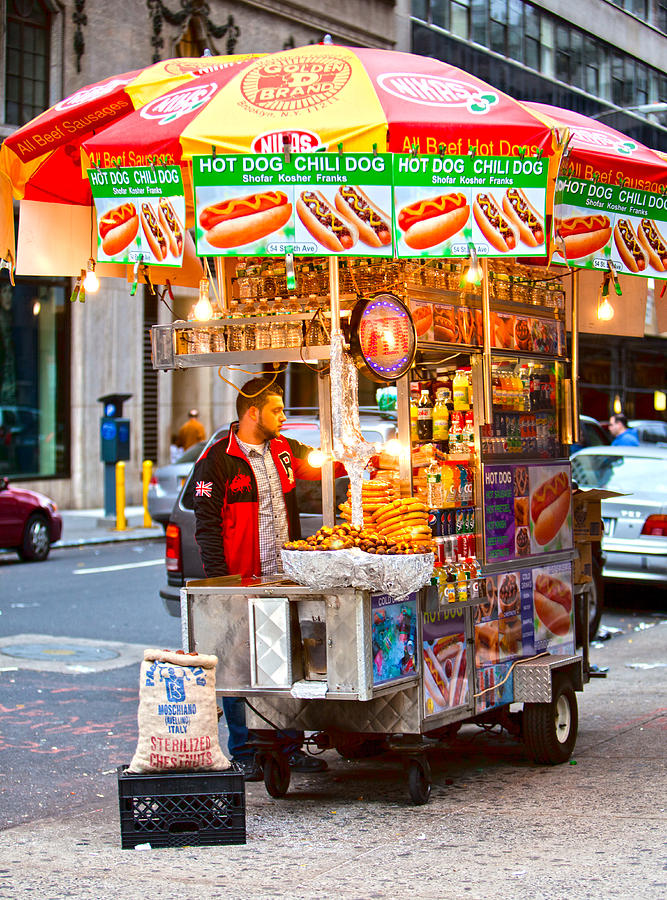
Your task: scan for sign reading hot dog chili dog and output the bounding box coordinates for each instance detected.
[392,154,548,258]
[192,152,394,256]
[88,164,185,266]
[554,175,667,279]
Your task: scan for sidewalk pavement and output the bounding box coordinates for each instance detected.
[54,507,165,548]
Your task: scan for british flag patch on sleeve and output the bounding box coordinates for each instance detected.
[195,481,213,497]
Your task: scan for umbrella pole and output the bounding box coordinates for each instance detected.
[328,256,341,337]
[214,256,228,314]
[481,257,492,425]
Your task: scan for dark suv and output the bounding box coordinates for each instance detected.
[160,413,398,617]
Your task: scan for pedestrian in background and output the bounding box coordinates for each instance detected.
[177,409,206,451]
[608,414,640,446]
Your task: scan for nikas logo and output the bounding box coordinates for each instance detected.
[140,83,218,125]
[377,73,499,114]
[54,78,133,111]
[251,129,323,153]
[573,127,637,156]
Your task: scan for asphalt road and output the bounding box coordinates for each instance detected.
[0,541,181,827]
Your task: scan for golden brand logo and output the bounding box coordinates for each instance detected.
[240,55,352,113]
[140,83,218,124]
[377,73,498,114]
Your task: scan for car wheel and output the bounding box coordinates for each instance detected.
[18,513,51,562]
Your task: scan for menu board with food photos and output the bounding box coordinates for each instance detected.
[483,461,573,564]
[371,593,418,686]
[408,298,564,355]
[474,560,574,712]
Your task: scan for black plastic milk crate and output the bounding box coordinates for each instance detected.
[117,766,246,849]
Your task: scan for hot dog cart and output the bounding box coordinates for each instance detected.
[151,233,591,804]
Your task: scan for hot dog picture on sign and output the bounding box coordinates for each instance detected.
[193,153,394,257]
[392,154,548,259]
[88,165,186,266]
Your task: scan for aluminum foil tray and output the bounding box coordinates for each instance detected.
[281,548,434,597]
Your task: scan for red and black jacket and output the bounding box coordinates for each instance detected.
[193,426,337,579]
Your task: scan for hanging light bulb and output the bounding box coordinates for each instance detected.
[32,300,41,316]
[82,258,99,293]
[464,245,483,285]
[193,278,213,321]
[596,273,615,321]
[307,449,327,467]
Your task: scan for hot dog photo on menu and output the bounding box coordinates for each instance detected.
[96,193,186,265]
[528,465,573,553]
[532,564,574,649]
[294,184,393,255]
[422,609,468,717]
[196,188,294,252]
[393,187,471,254]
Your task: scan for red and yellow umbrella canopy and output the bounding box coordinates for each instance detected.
[84,45,562,167]
[0,55,261,206]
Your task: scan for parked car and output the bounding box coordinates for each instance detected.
[571,445,667,589]
[569,414,612,455]
[147,441,207,530]
[0,476,63,561]
[160,412,398,617]
[628,419,667,445]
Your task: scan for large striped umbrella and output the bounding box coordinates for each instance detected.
[84,45,561,165]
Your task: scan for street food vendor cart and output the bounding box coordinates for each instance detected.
[5,45,666,806]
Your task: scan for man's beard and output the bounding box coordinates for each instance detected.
[257,413,281,441]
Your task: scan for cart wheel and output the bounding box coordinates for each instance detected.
[263,753,291,798]
[407,757,432,806]
[523,681,578,765]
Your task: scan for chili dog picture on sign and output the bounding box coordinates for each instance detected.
[88,165,186,266]
[392,154,548,259]
[193,153,394,256]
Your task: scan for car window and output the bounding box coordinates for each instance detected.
[175,441,206,464]
[571,455,667,493]
[581,421,608,447]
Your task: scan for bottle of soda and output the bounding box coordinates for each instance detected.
[432,388,450,445]
[417,387,433,441]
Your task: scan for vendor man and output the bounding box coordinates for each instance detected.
[192,376,343,781]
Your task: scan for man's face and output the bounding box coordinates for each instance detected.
[608,417,622,436]
[257,394,286,441]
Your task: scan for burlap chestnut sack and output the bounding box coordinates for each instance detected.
[128,649,229,774]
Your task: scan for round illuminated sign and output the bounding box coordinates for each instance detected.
[349,294,416,383]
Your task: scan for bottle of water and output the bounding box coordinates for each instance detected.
[255,296,271,350]
[226,300,245,352]
[285,295,304,348]
[270,296,287,349]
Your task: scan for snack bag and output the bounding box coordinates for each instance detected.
[128,649,229,774]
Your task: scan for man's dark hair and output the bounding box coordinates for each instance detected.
[236,377,283,420]
[611,413,628,427]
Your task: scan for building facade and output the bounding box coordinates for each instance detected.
[0,0,397,507]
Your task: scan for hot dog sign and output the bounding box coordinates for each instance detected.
[192,152,394,257]
[392,153,548,259]
[88,165,186,266]
[554,175,667,278]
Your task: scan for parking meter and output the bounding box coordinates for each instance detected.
[98,393,132,516]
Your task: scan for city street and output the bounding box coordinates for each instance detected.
[0,543,665,898]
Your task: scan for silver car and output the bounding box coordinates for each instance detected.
[147,441,206,530]
[159,412,398,617]
[571,445,667,588]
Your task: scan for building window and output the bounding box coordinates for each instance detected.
[0,277,70,479]
[5,0,51,126]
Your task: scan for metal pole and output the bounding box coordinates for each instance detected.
[481,257,492,425]
[328,256,340,337]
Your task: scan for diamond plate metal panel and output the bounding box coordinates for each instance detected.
[514,655,582,703]
[249,597,292,688]
[246,686,421,734]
